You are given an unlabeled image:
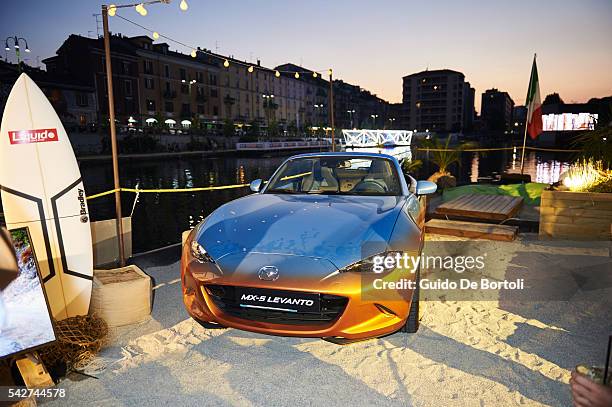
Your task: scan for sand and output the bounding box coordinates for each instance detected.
[45,234,611,407]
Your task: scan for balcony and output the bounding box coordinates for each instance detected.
[163,90,177,99]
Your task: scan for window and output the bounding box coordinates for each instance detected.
[180,68,186,81]
[210,89,218,98]
[122,62,130,75]
[164,64,170,78]
[165,82,171,93]
[75,93,88,107]
[197,104,204,114]
[143,60,153,74]
[213,106,219,116]
[164,101,174,112]
[181,84,189,94]
[145,77,155,90]
[209,73,217,86]
[196,71,203,83]
[124,80,133,96]
[146,99,156,111]
[181,103,190,115]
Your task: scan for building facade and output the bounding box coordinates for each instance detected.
[402,69,475,133]
[39,34,394,134]
[481,88,515,132]
[0,60,97,130]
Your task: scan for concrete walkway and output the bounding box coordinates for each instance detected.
[46,234,611,407]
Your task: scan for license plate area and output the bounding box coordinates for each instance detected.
[236,287,321,313]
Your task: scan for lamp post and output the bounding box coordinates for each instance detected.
[314,104,324,132]
[347,109,355,129]
[388,117,396,129]
[5,36,31,71]
[262,93,274,134]
[371,114,379,129]
[102,0,186,266]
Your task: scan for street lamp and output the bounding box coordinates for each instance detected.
[388,117,396,129]
[5,36,31,70]
[346,109,355,128]
[370,114,379,128]
[101,0,184,266]
[262,93,275,132]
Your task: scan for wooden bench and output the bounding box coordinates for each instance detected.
[425,219,518,241]
[435,194,523,221]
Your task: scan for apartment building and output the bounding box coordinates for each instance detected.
[402,69,475,132]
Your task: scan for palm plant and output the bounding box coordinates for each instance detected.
[421,136,478,174]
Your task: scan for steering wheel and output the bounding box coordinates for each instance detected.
[353,179,387,194]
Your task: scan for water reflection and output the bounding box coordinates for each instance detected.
[78,146,571,253]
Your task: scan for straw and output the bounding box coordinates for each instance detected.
[604,335,611,386]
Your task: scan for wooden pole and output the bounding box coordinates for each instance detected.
[102,5,126,267]
[329,69,335,152]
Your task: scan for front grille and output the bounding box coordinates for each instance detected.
[205,285,348,326]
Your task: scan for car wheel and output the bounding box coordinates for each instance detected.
[400,268,420,333]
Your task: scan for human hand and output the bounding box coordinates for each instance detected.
[570,370,612,407]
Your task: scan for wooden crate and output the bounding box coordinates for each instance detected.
[89,265,152,327]
[539,190,612,240]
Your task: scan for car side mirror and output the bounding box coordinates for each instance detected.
[250,179,263,192]
[416,180,437,195]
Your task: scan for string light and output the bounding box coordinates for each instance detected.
[111,14,334,82]
[135,3,147,16]
[179,0,189,11]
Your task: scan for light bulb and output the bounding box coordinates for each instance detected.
[313,72,318,78]
[248,66,254,73]
[294,72,300,79]
[328,68,333,76]
[180,0,188,11]
[108,4,117,16]
[152,31,160,40]
[275,70,280,78]
[191,49,197,58]
[135,4,147,16]
[223,59,230,68]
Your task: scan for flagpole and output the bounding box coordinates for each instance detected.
[520,53,536,175]
[519,101,531,175]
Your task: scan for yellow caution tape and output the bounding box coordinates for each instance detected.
[85,146,580,201]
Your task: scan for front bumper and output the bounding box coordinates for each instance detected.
[181,240,417,340]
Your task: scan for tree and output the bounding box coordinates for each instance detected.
[223,119,235,137]
[543,93,564,105]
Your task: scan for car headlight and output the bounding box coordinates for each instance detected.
[190,240,214,263]
[340,251,404,274]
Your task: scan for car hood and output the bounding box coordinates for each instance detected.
[195,193,405,270]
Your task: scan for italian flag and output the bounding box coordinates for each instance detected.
[525,56,542,139]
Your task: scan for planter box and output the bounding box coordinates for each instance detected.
[539,190,612,240]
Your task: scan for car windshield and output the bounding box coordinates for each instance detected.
[265,156,402,196]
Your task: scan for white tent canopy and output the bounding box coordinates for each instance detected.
[145,118,158,124]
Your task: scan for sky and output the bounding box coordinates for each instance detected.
[2,0,611,112]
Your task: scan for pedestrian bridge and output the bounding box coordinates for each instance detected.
[342,130,413,147]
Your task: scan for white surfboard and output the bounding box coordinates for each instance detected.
[0,73,93,320]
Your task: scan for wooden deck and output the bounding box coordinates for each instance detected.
[435,194,524,221]
[425,219,518,241]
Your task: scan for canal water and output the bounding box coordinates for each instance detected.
[77,146,573,253]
